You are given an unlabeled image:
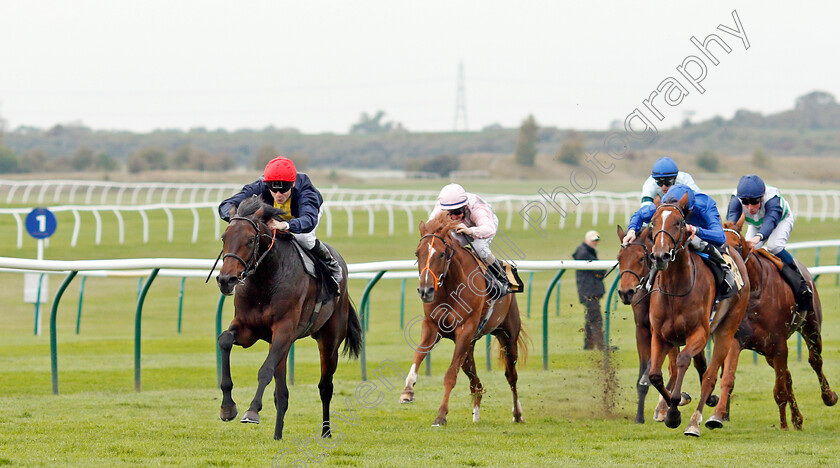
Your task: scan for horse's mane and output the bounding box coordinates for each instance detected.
[722,220,738,230]
[237,195,287,220]
[424,211,462,236]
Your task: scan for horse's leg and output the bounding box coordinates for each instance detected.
[691,351,719,407]
[316,334,341,438]
[674,328,709,436]
[400,319,440,404]
[218,325,256,422]
[634,316,652,424]
[459,343,483,422]
[799,312,839,406]
[647,335,675,426]
[433,328,475,427]
[494,317,524,423]
[654,348,680,423]
[242,330,292,427]
[686,325,731,436]
[704,339,741,430]
[272,346,293,440]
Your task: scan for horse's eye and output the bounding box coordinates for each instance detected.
[439,253,445,259]
[247,238,254,246]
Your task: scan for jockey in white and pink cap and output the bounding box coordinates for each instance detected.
[429,183,508,288]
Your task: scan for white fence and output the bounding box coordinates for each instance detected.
[2,180,840,248]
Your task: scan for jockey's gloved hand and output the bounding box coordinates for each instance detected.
[686,224,697,238]
[268,219,289,231]
[455,223,474,236]
[622,229,636,244]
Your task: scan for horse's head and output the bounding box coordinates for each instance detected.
[649,193,690,271]
[217,196,281,295]
[617,225,650,304]
[415,213,459,303]
[723,211,749,258]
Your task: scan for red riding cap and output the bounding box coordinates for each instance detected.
[263,156,297,182]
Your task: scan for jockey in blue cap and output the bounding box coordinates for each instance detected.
[726,175,812,311]
[639,157,700,208]
[625,184,737,299]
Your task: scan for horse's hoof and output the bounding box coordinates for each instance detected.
[684,427,701,437]
[706,394,720,407]
[220,404,238,422]
[652,411,665,423]
[664,408,681,429]
[512,416,525,423]
[431,418,447,427]
[679,392,692,406]
[704,415,723,429]
[634,417,645,424]
[240,410,260,424]
[824,391,839,406]
[399,392,415,404]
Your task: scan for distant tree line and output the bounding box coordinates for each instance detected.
[0,91,838,174]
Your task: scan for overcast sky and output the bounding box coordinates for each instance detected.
[1,1,837,134]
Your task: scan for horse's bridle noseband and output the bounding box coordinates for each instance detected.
[208,216,276,283]
[651,203,688,263]
[419,233,455,290]
[619,241,649,292]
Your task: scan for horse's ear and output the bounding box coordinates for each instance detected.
[253,206,266,222]
[653,194,661,207]
[228,205,237,218]
[640,226,653,247]
[419,220,427,235]
[617,225,625,240]
[677,192,689,211]
[736,211,745,231]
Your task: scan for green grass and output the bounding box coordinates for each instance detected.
[1,186,840,466]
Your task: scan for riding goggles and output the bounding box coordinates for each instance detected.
[267,180,294,193]
[447,207,466,216]
[739,196,762,206]
[654,176,677,187]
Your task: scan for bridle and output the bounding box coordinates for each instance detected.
[648,204,696,297]
[418,233,455,290]
[651,203,688,263]
[207,216,277,283]
[619,241,650,292]
[723,227,754,263]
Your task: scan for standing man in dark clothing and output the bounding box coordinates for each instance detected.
[573,230,606,350]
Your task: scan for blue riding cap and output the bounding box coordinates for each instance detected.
[651,157,679,178]
[736,175,766,199]
[662,184,695,212]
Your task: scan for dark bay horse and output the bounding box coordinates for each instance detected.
[399,213,527,426]
[215,197,362,440]
[616,225,717,424]
[646,194,750,437]
[722,215,837,429]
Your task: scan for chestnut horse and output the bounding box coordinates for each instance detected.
[616,225,718,424]
[399,213,527,426]
[215,197,362,440]
[722,216,837,429]
[646,194,750,437]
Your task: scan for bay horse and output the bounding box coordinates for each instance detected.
[215,197,362,440]
[722,215,837,429]
[646,193,750,437]
[399,213,527,426]
[616,225,718,424]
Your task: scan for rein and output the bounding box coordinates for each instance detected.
[649,204,697,297]
[208,216,277,284]
[418,233,455,290]
[650,203,687,262]
[723,227,753,263]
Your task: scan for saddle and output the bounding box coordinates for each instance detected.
[289,241,338,336]
[462,246,524,301]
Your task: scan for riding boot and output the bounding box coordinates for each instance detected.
[699,242,737,299]
[490,260,512,293]
[310,240,343,292]
[781,263,813,312]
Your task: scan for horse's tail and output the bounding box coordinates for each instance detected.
[342,298,363,359]
[497,324,530,368]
